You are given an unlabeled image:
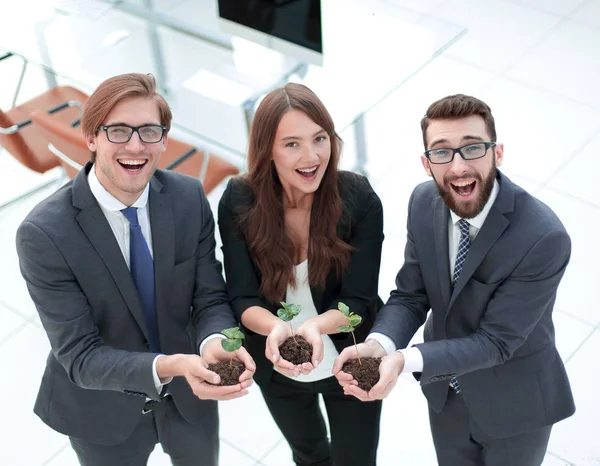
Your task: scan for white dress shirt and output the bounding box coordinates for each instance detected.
[88,166,169,394]
[369,180,500,373]
[276,260,339,382]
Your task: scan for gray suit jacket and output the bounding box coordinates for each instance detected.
[16,163,236,445]
[371,171,575,438]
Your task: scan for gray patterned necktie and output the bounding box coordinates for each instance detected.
[449,219,471,394]
[453,219,471,287]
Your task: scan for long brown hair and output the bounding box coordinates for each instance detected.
[242,83,351,303]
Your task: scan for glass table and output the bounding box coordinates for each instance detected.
[0,0,466,172]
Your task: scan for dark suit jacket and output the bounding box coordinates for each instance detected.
[218,171,384,386]
[371,171,575,438]
[16,163,236,445]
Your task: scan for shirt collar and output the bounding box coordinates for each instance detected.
[88,164,150,212]
[450,178,500,230]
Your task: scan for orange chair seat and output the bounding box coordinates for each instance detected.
[0,86,89,173]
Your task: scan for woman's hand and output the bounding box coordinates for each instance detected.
[266,321,301,377]
[295,318,324,375]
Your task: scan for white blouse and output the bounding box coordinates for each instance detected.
[275,260,339,382]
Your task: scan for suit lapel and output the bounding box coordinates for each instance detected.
[73,167,149,339]
[148,178,175,348]
[447,208,508,309]
[446,172,514,313]
[433,198,452,308]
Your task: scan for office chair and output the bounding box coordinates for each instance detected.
[0,81,89,208]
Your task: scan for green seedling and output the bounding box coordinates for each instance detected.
[220,326,245,368]
[337,302,363,365]
[277,301,301,343]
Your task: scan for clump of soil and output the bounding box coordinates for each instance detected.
[279,335,312,365]
[342,357,382,391]
[207,360,246,386]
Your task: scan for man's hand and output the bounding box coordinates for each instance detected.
[266,321,300,377]
[156,353,252,400]
[332,339,387,389]
[295,318,324,375]
[201,337,256,386]
[343,351,405,401]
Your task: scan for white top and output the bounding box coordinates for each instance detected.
[275,260,339,382]
[369,180,500,373]
[88,166,167,394]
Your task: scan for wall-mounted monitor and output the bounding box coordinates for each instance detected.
[217,0,323,66]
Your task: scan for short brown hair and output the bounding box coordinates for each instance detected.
[81,73,172,162]
[420,94,496,148]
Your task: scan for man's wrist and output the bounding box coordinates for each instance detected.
[393,351,405,376]
[199,333,226,356]
[365,338,387,357]
[156,354,187,379]
[396,347,424,373]
[366,332,396,355]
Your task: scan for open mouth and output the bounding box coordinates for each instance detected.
[118,158,148,173]
[296,165,319,179]
[450,179,476,197]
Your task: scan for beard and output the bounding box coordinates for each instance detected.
[432,158,497,219]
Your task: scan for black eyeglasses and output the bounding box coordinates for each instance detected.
[424,142,496,164]
[99,124,166,144]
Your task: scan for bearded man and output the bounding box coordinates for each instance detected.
[333,94,575,466]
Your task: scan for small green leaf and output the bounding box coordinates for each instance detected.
[287,303,301,317]
[221,326,244,340]
[338,325,354,333]
[278,302,301,321]
[221,338,242,352]
[277,308,292,321]
[338,302,350,316]
[348,314,362,328]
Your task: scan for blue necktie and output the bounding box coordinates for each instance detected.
[449,219,471,394]
[121,207,161,353]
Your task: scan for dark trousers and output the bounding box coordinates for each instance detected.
[261,371,382,466]
[69,397,219,466]
[429,388,552,466]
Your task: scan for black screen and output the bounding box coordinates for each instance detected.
[218,0,322,53]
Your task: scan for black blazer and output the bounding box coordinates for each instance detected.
[218,170,384,386]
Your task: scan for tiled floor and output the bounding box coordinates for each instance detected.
[1,0,599,465]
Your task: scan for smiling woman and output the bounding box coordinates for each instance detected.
[218,83,384,466]
[272,109,331,205]
[241,83,349,299]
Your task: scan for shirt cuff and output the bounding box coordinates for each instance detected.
[198,333,227,356]
[152,355,173,394]
[366,332,397,355]
[396,347,424,374]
